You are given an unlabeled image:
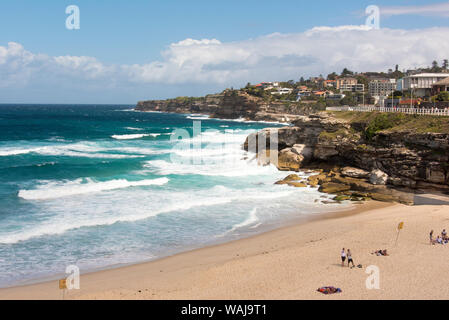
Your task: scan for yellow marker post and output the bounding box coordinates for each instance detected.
[395,222,404,246]
[59,279,67,300]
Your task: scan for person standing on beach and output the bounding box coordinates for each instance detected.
[347,249,354,268]
[430,230,434,245]
[341,248,346,267]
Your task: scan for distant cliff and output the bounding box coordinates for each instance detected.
[136,90,317,123]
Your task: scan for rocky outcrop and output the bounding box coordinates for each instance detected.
[275,168,414,205]
[341,167,370,179]
[369,170,388,185]
[245,113,449,193]
[277,148,304,171]
[136,91,307,123]
[275,174,307,187]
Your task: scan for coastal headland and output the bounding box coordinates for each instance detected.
[138,91,449,204]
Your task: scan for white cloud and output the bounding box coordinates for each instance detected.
[0,42,115,88]
[381,2,449,17]
[124,25,449,84]
[53,56,112,79]
[2,25,449,96]
[173,38,222,47]
[0,42,48,87]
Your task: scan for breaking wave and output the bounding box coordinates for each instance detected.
[111,134,151,140]
[18,177,169,200]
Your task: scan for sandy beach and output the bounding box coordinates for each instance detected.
[1,199,449,300]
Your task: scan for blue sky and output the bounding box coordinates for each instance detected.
[1,0,449,103]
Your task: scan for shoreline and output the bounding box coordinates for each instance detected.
[0,199,364,290]
[0,200,411,300]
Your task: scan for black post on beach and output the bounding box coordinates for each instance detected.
[395,222,404,247]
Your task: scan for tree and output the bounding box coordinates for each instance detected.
[388,91,403,99]
[340,92,357,106]
[436,91,449,102]
[391,68,404,79]
[356,75,368,88]
[341,68,354,77]
[327,72,338,80]
[443,59,449,70]
[431,60,440,72]
[393,90,403,98]
[299,76,305,83]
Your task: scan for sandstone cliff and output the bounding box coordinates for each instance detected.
[136,90,311,123]
[245,113,449,193]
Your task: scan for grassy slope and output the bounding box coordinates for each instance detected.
[328,111,449,135]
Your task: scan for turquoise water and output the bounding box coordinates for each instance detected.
[0,104,345,287]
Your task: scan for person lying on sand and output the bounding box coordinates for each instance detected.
[442,229,448,241]
[317,286,342,295]
[372,249,389,256]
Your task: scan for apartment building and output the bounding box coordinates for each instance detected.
[336,78,364,92]
[368,79,397,97]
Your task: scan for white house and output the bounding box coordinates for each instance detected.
[272,88,293,95]
[403,73,449,97]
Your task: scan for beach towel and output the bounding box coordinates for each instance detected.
[317,286,342,295]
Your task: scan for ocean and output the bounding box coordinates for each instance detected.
[0,104,347,287]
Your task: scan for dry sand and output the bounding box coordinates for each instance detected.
[1,200,449,300]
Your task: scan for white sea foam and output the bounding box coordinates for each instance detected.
[0,195,232,244]
[18,177,169,200]
[144,159,278,177]
[115,108,136,112]
[0,148,37,156]
[187,115,210,120]
[0,143,146,159]
[179,129,255,145]
[109,147,171,155]
[4,173,335,245]
[4,185,301,244]
[111,134,150,140]
[35,162,57,167]
[125,127,144,131]
[146,127,280,176]
[229,208,259,233]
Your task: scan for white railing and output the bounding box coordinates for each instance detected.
[326,106,449,116]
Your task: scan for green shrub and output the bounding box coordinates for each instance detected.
[364,113,407,140]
